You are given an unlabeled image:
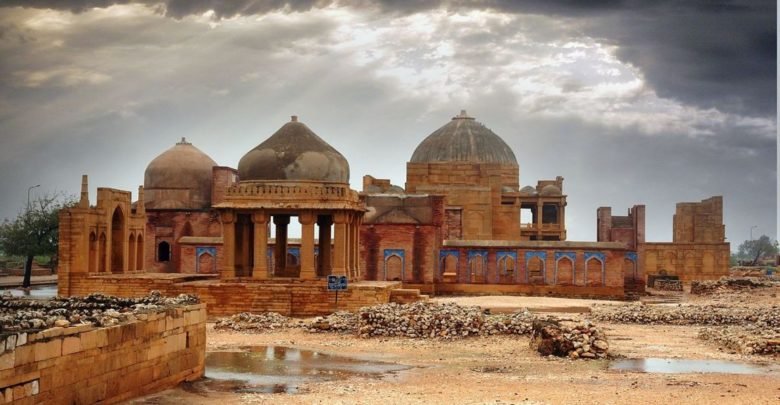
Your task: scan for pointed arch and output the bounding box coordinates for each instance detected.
[88,231,97,273]
[556,257,574,286]
[98,232,107,273]
[136,233,144,270]
[110,206,125,273]
[128,233,136,272]
[586,258,605,286]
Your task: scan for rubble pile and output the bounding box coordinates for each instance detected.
[591,303,780,328]
[530,319,609,359]
[357,302,486,339]
[214,312,291,332]
[698,326,780,356]
[482,311,536,336]
[690,278,775,295]
[307,311,358,334]
[0,291,199,332]
[654,280,683,291]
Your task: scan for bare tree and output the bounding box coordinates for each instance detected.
[0,193,74,287]
[736,235,779,266]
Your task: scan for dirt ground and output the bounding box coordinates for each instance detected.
[133,290,780,405]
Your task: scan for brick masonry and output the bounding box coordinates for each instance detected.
[0,304,206,404]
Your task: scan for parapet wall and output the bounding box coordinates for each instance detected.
[0,304,206,404]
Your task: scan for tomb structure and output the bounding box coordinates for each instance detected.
[58,111,730,311]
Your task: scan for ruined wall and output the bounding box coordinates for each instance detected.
[596,205,645,250]
[673,196,726,243]
[0,304,205,404]
[58,186,147,295]
[640,242,730,282]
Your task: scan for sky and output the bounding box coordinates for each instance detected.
[0,0,776,246]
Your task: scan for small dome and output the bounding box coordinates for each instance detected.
[238,116,349,183]
[540,185,562,196]
[519,186,538,196]
[144,138,217,210]
[410,110,517,165]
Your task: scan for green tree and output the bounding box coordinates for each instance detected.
[0,193,73,287]
[736,235,779,266]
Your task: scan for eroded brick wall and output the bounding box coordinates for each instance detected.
[0,304,206,404]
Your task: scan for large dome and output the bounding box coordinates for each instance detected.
[410,110,517,166]
[238,116,349,183]
[144,138,217,210]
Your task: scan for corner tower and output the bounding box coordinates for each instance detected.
[406,110,521,240]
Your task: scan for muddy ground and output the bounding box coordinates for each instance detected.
[132,287,780,405]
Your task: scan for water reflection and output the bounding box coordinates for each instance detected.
[0,284,57,299]
[205,346,409,394]
[610,358,771,375]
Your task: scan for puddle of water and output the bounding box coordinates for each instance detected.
[0,285,57,299]
[205,346,409,394]
[610,358,770,375]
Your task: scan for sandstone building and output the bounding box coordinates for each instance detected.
[58,111,730,313]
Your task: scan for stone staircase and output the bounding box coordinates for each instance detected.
[389,288,429,304]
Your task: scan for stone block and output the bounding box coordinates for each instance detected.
[13,345,34,367]
[34,339,62,362]
[0,351,16,372]
[62,336,82,355]
[16,333,27,347]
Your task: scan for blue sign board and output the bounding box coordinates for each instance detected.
[327,275,348,291]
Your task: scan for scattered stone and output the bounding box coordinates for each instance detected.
[698,326,780,356]
[307,311,358,334]
[591,303,780,328]
[654,280,683,291]
[0,291,199,333]
[214,312,291,332]
[690,277,775,295]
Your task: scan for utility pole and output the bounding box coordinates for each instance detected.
[27,184,40,211]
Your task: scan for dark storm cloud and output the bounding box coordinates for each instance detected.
[3,0,774,116]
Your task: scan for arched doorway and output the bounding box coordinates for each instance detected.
[158,241,171,262]
[110,207,124,273]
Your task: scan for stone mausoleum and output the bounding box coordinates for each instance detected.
[57,111,730,314]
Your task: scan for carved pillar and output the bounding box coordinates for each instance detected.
[273,215,290,276]
[220,211,236,280]
[332,211,347,276]
[299,211,316,280]
[252,211,268,279]
[317,215,332,276]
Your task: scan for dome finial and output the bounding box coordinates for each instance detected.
[291,115,298,122]
[177,137,190,145]
[453,110,474,120]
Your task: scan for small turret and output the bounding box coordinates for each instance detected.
[79,175,89,208]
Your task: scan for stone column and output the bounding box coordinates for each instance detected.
[273,215,290,276]
[252,211,268,279]
[299,211,316,280]
[317,215,332,276]
[220,211,236,280]
[332,211,347,276]
[536,200,543,239]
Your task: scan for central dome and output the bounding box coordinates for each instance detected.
[410,110,517,166]
[238,116,350,183]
